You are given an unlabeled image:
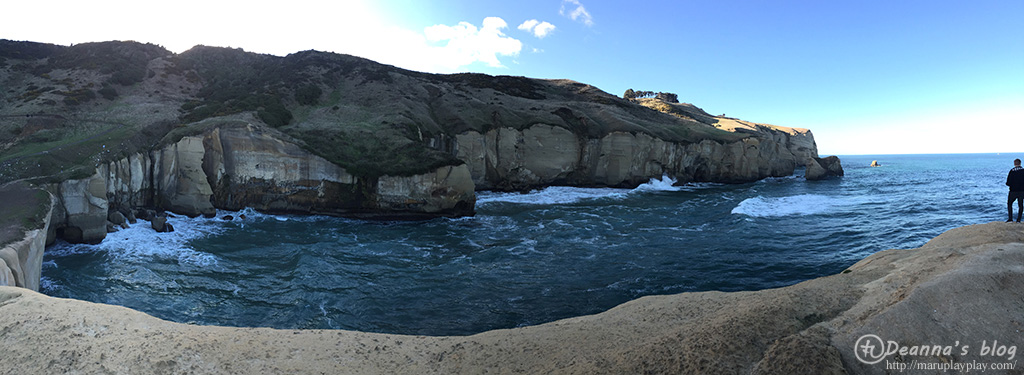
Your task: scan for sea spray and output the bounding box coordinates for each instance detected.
[477,174,707,206]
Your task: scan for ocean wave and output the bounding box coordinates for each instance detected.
[476,175,700,206]
[731,194,862,217]
[476,186,629,205]
[47,214,224,267]
[217,207,335,223]
[630,175,684,193]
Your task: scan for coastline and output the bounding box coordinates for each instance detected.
[3,222,1022,374]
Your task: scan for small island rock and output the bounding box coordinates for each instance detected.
[805,156,844,180]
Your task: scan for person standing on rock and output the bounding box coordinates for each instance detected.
[1006,159,1024,222]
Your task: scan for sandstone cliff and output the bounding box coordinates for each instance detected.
[2,40,831,197]
[0,183,54,291]
[455,122,816,190]
[44,121,476,244]
[0,222,1018,374]
[0,39,838,247]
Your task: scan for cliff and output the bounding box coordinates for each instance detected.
[1,222,1018,374]
[2,40,828,195]
[0,182,54,291]
[0,39,837,245]
[45,120,474,244]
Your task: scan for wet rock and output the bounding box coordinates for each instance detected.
[150,216,170,233]
[806,156,844,180]
[121,209,137,224]
[107,211,126,226]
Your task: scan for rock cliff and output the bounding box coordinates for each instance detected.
[43,121,476,244]
[0,222,1019,374]
[0,183,54,291]
[455,122,817,190]
[0,40,840,244]
[1,40,833,195]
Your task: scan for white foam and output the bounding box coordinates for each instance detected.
[731,194,859,217]
[476,175,709,206]
[106,215,223,266]
[217,207,335,224]
[47,214,224,267]
[476,186,629,206]
[630,174,683,193]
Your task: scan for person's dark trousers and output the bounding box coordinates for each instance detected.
[1009,192,1024,222]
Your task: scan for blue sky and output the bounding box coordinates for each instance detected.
[2,0,1021,155]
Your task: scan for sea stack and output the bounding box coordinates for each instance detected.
[805,156,845,180]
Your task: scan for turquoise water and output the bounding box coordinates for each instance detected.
[41,154,1014,335]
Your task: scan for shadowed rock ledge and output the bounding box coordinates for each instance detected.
[2,222,1020,374]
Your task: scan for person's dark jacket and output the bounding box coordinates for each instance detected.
[1007,166,1024,192]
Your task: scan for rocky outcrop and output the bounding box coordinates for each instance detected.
[0,185,55,291]
[157,135,217,217]
[202,125,475,219]
[456,123,817,190]
[0,222,1019,374]
[53,174,109,244]
[46,123,476,244]
[805,156,845,180]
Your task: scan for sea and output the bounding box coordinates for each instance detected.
[40,154,1017,336]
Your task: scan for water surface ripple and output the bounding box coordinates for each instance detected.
[42,154,1009,335]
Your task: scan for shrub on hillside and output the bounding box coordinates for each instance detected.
[257,100,293,127]
[98,85,118,100]
[58,88,96,105]
[295,84,322,105]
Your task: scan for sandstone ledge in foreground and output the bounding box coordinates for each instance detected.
[2,222,1023,374]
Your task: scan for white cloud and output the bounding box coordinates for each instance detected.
[518,19,540,32]
[424,17,523,69]
[518,19,557,38]
[560,0,594,26]
[534,21,557,38]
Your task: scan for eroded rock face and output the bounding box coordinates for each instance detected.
[376,164,476,218]
[805,156,845,181]
[157,136,217,217]
[0,190,54,291]
[204,125,475,218]
[46,123,477,243]
[56,173,108,244]
[456,124,817,190]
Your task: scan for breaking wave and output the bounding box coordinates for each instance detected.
[477,175,706,206]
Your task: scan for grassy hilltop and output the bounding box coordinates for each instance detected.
[0,40,745,184]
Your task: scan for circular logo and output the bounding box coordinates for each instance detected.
[855,334,887,364]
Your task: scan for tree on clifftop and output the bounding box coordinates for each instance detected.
[655,92,678,103]
[624,88,679,103]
